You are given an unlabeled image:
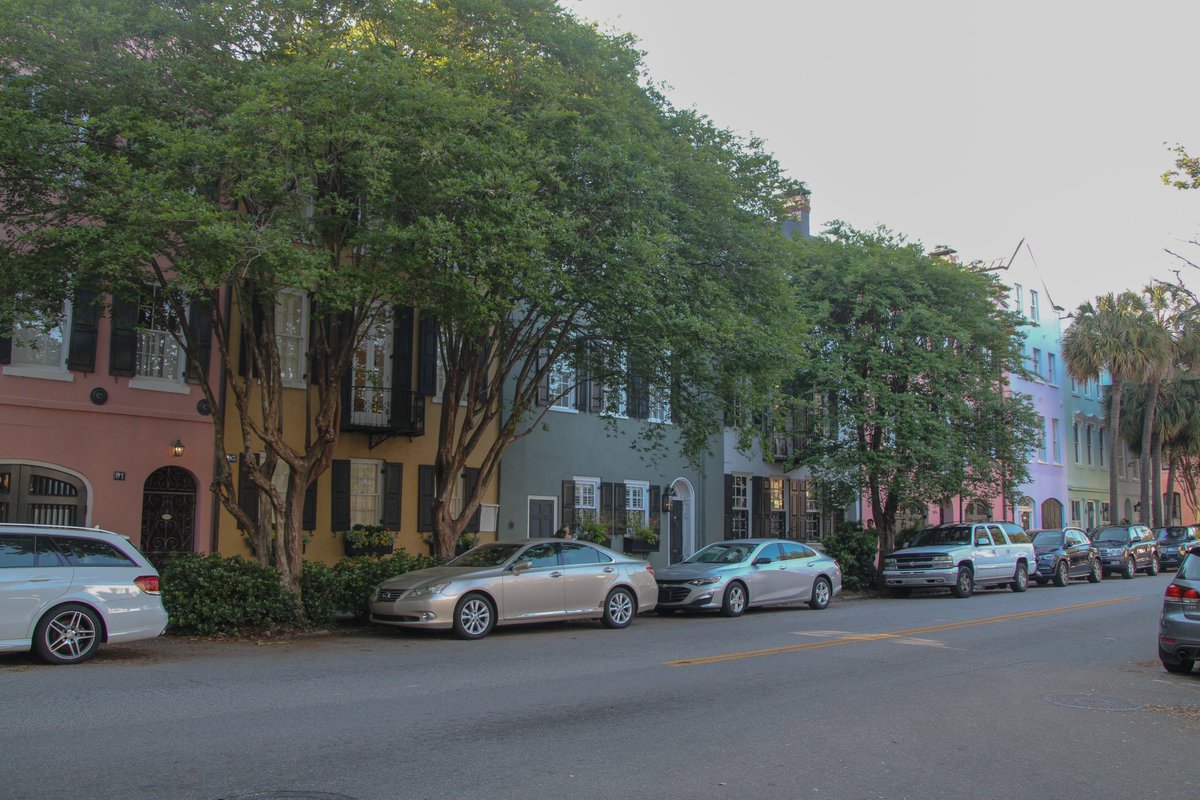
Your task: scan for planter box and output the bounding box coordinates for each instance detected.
[622,536,660,554]
[344,541,394,558]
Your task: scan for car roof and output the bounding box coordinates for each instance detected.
[0,523,130,542]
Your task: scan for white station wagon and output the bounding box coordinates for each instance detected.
[0,524,169,664]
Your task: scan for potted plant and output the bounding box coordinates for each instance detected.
[577,515,612,545]
[623,515,660,553]
[343,524,396,557]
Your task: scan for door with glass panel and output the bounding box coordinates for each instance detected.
[351,306,393,427]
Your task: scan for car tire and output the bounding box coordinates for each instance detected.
[887,586,912,598]
[1146,557,1160,576]
[950,566,974,598]
[1053,560,1069,587]
[601,587,635,629]
[1121,555,1136,579]
[1088,558,1102,583]
[1162,657,1195,675]
[33,603,102,665]
[808,577,832,610]
[721,581,748,617]
[452,593,496,640]
[1010,562,1029,592]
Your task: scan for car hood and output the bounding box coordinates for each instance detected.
[1034,545,1066,557]
[890,544,966,557]
[377,566,489,590]
[1093,541,1129,549]
[655,563,740,581]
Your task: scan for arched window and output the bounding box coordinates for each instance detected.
[1040,498,1063,528]
[0,464,87,525]
[964,500,991,523]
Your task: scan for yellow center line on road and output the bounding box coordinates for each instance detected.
[663,596,1138,667]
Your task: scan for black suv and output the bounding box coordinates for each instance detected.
[1089,524,1158,578]
[1155,526,1200,571]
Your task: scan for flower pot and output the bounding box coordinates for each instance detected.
[622,536,660,553]
[344,541,394,557]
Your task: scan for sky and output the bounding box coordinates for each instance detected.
[565,0,1200,313]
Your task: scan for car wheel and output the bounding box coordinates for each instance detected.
[1053,560,1069,587]
[808,577,832,610]
[601,587,635,629]
[1162,657,1195,675]
[33,603,102,665]
[1146,557,1160,576]
[950,566,974,598]
[452,593,495,640]
[1088,558,1102,583]
[1121,555,1136,579]
[887,586,912,598]
[721,581,748,617]
[1010,562,1029,592]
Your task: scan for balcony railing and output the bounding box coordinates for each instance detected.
[343,386,425,436]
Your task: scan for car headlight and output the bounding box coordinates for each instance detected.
[1038,554,1055,562]
[930,556,954,568]
[882,558,898,569]
[404,582,450,598]
[688,577,723,586]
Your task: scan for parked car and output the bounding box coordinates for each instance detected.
[0,523,168,664]
[654,539,842,616]
[1158,545,1200,674]
[1089,524,1158,578]
[881,522,1035,598]
[1029,527,1102,586]
[369,539,657,639]
[1155,526,1200,571]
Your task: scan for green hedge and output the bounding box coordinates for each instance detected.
[161,550,441,635]
[821,523,881,593]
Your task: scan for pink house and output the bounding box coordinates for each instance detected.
[1,289,218,564]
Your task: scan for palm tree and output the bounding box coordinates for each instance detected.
[1135,284,1176,524]
[1063,292,1161,524]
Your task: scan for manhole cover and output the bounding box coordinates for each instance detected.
[1043,693,1143,712]
[225,793,359,800]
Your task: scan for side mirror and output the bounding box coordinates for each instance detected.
[511,559,533,573]
[975,536,989,546]
[752,557,773,566]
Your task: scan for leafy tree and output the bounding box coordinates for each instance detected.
[0,0,804,594]
[788,223,1040,556]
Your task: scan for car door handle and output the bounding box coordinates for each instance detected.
[29,575,54,582]
[603,566,615,573]
[550,572,562,578]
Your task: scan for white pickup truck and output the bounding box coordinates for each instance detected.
[881,521,1036,598]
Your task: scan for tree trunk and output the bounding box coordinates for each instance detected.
[1109,380,1123,524]
[1151,430,1164,528]
[1167,453,1178,526]
[1139,375,1160,525]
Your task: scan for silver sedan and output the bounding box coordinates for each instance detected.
[655,538,842,616]
[369,539,657,639]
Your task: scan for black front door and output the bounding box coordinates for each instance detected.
[140,467,197,568]
[529,498,555,538]
[670,500,684,563]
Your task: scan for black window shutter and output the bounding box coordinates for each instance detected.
[302,478,317,531]
[237,297,265,378]
[649,485,661,518]
[561,479,576,533]
[390,307,414,430]
[464,467,481,532]
[382,462,403,529]
[475,340,489,406]
[66,289,100,372]
[535,350,549,406]
[237,463,259,530]
[108,292,139,377]
[613,484,628,536]
[307,297,319,385]
[417,464,436,532]
[723,474,734,538]
[752,476,768,537]
[788,479,801,538]
[185,295,213,383]
[416,314,438,396]
[629,369,649,419]
[330,459,350,532]
[0,329,10,364]
[600,481,614,538]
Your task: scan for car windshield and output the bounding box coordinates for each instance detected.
[1032,531,1064,547]
[1091,527,1130,544]
[686,543,754,564]
[909,526,973,546]
[1157,527,1190,543]
[445,543,524,568]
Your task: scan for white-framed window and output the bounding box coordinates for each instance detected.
[350,303,392,426]
[648,383,671,424]
[549,357,577,412]
[135,287,185,384]
[1030,290,1040,322]
[1047,353,1057,385]
[624,480,648,534]
[350,459,382,528]
[1031,348,1042,380]
[7,300,72,381]
[275,289,308,388]
[1098,427,1105,467]
[1086,424,1093,466]
[1037,415,1047,462]
[731,474,749,538]
[1070,499,1082,523]
[574,476,599,521]
[1070,375,1078,394]
[1052,418,1061,464]
[1014,283,1023,314]
[1073,423,1080,464]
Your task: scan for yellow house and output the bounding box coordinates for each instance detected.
[215,296,499,563]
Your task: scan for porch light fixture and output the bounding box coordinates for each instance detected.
[661,486,676,512]
[172,439,185,458]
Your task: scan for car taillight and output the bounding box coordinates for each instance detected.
[135,575,161,595]
[1165,584,1200,600]
[645,566,654,576]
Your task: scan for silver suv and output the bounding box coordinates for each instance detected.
[882,522,1035,598]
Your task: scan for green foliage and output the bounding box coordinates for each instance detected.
[577,515,611,544]
[343,525,396,549]
[626,516,660,545]
[328,550,442,620]
[161,554,301,635]
[821,523,881,593]
[299,560,342,627]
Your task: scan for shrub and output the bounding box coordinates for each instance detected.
[161,554,300,635]
[331,549,442,619]
[822,523,881,593]
[300,560,341,627]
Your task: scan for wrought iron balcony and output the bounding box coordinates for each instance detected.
[343,386,425,437]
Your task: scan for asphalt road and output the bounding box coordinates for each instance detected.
[2,573,1198,800]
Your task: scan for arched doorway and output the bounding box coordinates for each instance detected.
[0,464,87,525]
[1040,498,1063,528]
[1017,496,1035,530]
[140,466,197,567]
[964,499,990,523]
[667,478,695,564]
